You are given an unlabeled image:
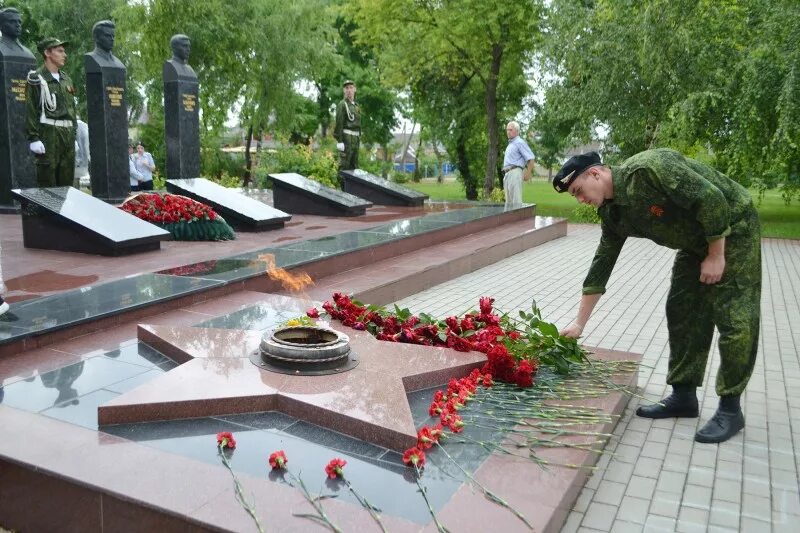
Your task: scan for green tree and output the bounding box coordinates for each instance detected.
[349,0,543,197]
[543,0,800,200]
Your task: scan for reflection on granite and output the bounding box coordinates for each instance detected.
[101,398,502,524]
[165,178,291,224]
[41,389,120,430]
[11,187,170,242]
[101,300,486,451]
[269,173,371,206]
[343,170,428,198]
[0,201,541,347]
[280,231,401,253]
[0,274,222,344]
[196,300,310,331]
[364,218,455,236]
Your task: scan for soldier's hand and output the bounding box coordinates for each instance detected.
[560,320,584,339]
[336,142,345,152]
[29,141,45,155]
[700,254,726,284]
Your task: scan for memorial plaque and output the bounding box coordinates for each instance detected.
[268,172,372,217]
[163,35,200,180]
[85,22,129,203]
[0,15,37,211]
[165,178,291,230]
[340,169,428,207]
[11,187,170,255]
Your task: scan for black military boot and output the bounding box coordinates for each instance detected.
[695,395,745,443]
[636,385,699,419]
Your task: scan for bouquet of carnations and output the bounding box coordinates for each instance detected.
[120,193,235,241]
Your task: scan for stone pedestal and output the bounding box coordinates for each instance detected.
[0,39,36,212]
[85,52,129,203]
[163,60,199,180]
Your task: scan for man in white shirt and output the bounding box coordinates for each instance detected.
[501,121,535,207]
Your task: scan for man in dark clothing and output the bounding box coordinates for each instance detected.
[554,148,761,444]
[26,38,76,187]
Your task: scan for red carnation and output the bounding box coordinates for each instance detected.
[402,446,426,468]
[306,308,320,318]
[479,296,494,315]
[417,426,436,449]
[429,400,444,416]
[269,450,288,470]
[325,458,347,479]
[216,431,236,449]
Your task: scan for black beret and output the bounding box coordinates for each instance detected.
[553,152,602,193]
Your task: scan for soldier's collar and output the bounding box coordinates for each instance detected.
[609,166,629,206]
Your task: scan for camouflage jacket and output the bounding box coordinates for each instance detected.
[583,149,756,295]
[333,98,360,141]
[25,66,77,142]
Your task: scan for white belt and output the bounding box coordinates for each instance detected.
[342,128,360,137]
[40,116,74,128]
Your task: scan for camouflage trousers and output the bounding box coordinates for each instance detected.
[35,123,75,188]
[338,133,360,172]
[666,210,762,396]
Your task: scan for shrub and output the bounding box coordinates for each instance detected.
[260,144,338,189]
[572,203,601,223]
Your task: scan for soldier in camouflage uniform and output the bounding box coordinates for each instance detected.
[554,149,761,444]
[26,38,77,188]
[334,80,361,173]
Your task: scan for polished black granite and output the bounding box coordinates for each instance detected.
[196,301,307,331]
[166,178,291,230]
[0,303,526,524]
[12,187,170,255]
[0,203,540,346]
[101,387,504,524]
[0,274,222,344]
[269,172,372,216]
[340,169,428,206]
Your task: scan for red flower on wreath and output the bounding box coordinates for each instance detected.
[268,450,288,470]
[325,458,347,479]
[216,431,236,449]
[649,204,664,217]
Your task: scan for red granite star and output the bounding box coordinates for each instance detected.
[99,321,485,451]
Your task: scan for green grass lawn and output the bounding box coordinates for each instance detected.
[405,179,800,239]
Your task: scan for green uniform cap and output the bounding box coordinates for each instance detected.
[343,80,355,87]
[37,38,68,54]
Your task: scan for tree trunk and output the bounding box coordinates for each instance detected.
[412,125,424,182]
[401,122,416,174]
[243,123,254,187]
[456,128,477,200]
[483,41,504,197]
[381,143,390,178]
[431,137,444,184]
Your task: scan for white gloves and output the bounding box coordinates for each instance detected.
[336,142,345,152]
[29,141,46,155]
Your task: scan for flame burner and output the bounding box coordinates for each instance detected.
[251,326,359,375]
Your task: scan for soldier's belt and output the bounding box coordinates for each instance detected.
[40,117,74,128]
[342,129,360,137]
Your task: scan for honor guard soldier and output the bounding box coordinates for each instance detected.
[26,38,77,187]
[334,79,361,172]
[554,149,761,444]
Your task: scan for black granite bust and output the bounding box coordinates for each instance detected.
[0,7,36,211]
[0,8,34,60]
[163,34,197,82]
[84,20,125,72]
[84,20,129,203]
[163,34,199,180]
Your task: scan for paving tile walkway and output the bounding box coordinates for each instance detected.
[395,224,800,533]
